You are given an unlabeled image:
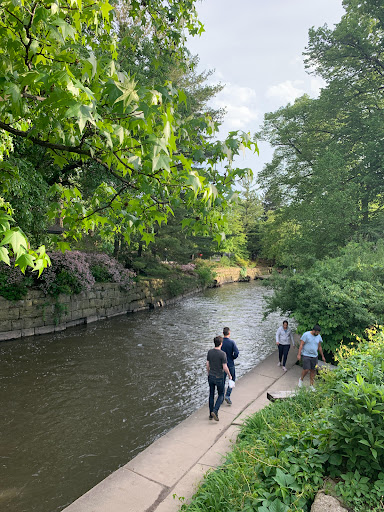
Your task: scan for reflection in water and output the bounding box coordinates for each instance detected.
[0,281,284,512]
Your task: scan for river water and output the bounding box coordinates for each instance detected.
[0,280,285,512]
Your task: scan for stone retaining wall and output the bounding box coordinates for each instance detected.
[214,266,262,285]
[0,266,264,341]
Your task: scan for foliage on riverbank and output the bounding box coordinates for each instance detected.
[0,253,221,301]
[181,328,384,512]
[264,241,384,355]
[0,251,136,300]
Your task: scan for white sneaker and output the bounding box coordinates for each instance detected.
[282,366,287,372]
[277,362,281,366]
[310,385,316,392]
[298,378,303,388]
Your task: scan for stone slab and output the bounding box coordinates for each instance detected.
[267,390,297,401]
[124,436,204,488]
[63,467,165,512]
[161,407,231,449]
[154,463,208,512]
[198,424,240,467]
[317,360,337,371]
[232,394,271,425]
[0,329,22,340]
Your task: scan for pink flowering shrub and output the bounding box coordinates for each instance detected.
[0,251,136,300]
[84,253,136,291]
[39,251,136,296]
[39,251,95,296]
[164,262,197,275]
[0,262,32,300]
[178,263,197,274]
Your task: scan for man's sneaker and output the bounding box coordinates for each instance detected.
[209,412,213,420]
[277,361,281,366]
[298,378,303,388]
[211,411,219,421]
[310,385,316,392]
[225,396,232,405]
[282,366,287,372]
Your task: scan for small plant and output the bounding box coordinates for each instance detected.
[194,260,216,286]
[218,255,231,267]
[239,266,247,278]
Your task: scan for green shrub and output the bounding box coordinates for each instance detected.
[166,276,195,297]
[90,264,111,282]
[195,260,216,286]
[265,241,384,355]
[0,265,32,300]
[48,270,83,296]
[234,255,249,268]
[239,267,247,278]
[219,255,231,267]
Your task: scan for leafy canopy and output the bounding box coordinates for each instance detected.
[0,0,258,272]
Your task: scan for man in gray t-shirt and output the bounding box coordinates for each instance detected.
[206,336,232,421]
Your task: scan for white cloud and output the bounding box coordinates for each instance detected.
[310,77,327,97]
[266,80,305,104]
[211,83,259,131]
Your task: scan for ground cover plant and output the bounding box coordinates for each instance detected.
[181,328,384,512]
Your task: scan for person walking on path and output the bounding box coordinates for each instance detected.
[276,320,295,372]
[297,324,326,390]
[221,327,239,405]
[206,336,232,421]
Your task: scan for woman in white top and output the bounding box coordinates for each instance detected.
[276,320,295,371]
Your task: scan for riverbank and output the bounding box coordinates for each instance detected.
[62,341,301,512]
[0,266,264,341]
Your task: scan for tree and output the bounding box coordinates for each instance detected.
[264,241,384,355]
[0,0,257,272]
[257,0,384,267]
[237,176,264,259]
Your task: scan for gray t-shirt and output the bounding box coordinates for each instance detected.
[207,348,227,378]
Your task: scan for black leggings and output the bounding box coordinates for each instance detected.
[278,344,290,366]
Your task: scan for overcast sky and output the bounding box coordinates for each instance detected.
[187,0,346,180]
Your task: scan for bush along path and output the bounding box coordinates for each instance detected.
[181,327,384,512]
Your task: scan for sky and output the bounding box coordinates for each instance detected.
[187,0,346,180]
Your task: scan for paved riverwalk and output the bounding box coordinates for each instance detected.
[63,341,303,512]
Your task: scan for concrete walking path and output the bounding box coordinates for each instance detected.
[63,341,305,512]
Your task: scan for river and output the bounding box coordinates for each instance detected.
[0,280,285,512]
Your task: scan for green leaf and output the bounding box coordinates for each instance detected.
[152,153,171,173]
[57,241,71,253]
[15,253,35,273]
[0,246,10,265]
[55,18,77,41]
[329,453,343,465]
[0,229,28,258]
[100,0,114,20]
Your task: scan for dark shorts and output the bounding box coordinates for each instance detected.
[302,356,318,370]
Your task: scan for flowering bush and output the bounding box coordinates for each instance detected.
[0,251,136,300]
[178,263,196,274]
[39,251,95,296]
[0,262,32,300]
[84,253,136,291]
[164,262,197,274]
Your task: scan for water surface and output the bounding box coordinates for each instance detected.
[0,281,284,512]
